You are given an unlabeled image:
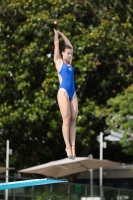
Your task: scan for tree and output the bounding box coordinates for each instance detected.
[0,0,133,169]
[106,84,133,155]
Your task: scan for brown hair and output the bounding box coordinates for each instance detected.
[61,45,72,52]
[60,45,72,57]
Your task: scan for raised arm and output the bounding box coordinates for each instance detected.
[53,29,60,64]
[58,31,73,49]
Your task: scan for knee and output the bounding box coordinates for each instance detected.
[70,117,76,124]
[63,116,71,126]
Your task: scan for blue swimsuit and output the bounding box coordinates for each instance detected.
[58,62,75,101]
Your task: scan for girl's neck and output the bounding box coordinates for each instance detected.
[63,60,71,66]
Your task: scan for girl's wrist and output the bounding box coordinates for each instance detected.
[59,32,63,36]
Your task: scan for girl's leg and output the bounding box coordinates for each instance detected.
[57,88,72,158]
[70,93,78,159]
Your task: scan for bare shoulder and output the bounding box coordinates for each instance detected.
[55,58,63,72]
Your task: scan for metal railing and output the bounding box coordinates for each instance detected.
[0,177,133,200]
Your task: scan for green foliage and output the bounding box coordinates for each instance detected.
[34,184,69,200]
[1,0,133,168]
[106,84,133,155]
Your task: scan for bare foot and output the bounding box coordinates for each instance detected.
[71,145,76,160]
[65,146,73,159]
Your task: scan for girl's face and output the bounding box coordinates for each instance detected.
[62,49,73,63]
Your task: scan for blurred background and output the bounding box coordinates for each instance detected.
[0,0,133,195]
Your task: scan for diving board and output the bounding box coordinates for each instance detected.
[0,178,68,190]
